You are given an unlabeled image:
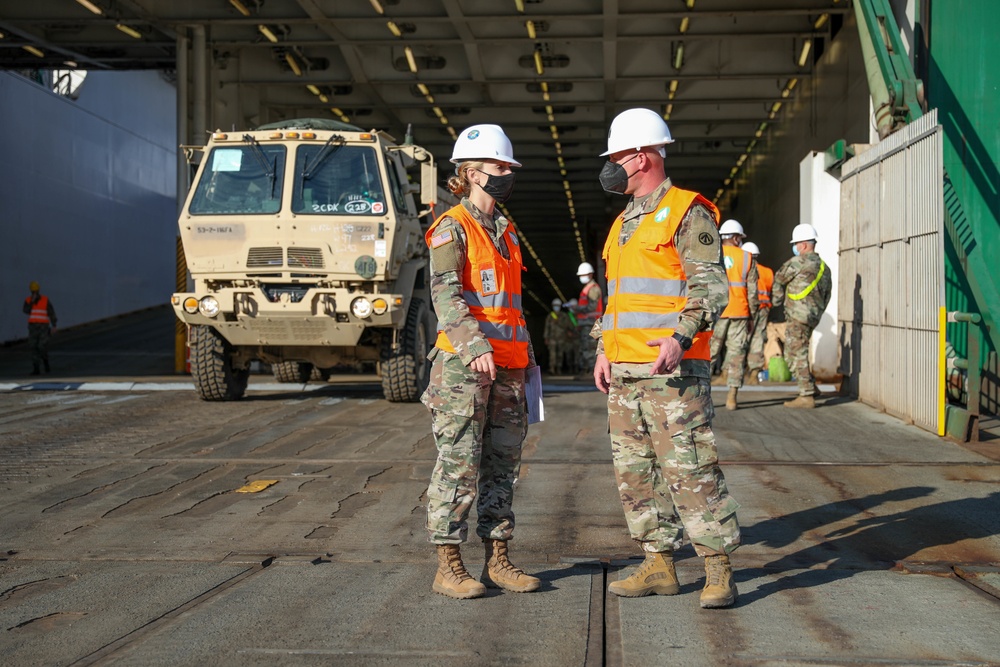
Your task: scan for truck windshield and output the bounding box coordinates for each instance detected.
[292,145,387,216]
[189,145,286,215]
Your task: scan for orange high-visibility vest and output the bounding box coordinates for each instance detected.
[757,263,774,308]
[577,281,603,325]
[26,295,51,325]
[721,245,752,318]
[426,204,529,369]
[601,187,720,363]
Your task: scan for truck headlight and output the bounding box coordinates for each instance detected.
[199,296,221,318]
[183,297,199,314]
[372,298,388,315]
[351,297,373,319]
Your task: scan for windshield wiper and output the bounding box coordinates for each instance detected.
[302,133,346,181]
[242,134,277,198]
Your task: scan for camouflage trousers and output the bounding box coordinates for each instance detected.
[422,350,528,545]
[546,340,573,374]
[746,307,770,372]
[785,320,818,396]
[27,323,51,366]
[709,317,752,387]
[607,373,741,556]
[578,324,599,372]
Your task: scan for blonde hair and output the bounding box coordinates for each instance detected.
[446,160,485,196]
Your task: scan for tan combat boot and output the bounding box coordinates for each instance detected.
[700,554,738,608]
[433,545,486,599]
[726,387,739,410]
[746,369,761,386]
[607,552,680,597]
[783,395,816,409]
[481,539,541,592]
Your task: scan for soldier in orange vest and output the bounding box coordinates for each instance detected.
[709,219,758,409]
[421,124,540,600]
[593,108,740,609]
[741,242,774,383]
[23,280,57,375]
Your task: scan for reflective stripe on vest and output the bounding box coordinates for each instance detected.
[600,186,720,364]
[721,245,751,318]
[788,260,826,301]
[757,264,774,308]
[426,204,529,369]
[26,295,51,325]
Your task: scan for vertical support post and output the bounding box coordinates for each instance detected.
[937,306,946,436]
[192,24,207,143]
[175,30,190,375]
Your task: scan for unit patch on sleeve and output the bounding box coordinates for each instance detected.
[430,229,454,248]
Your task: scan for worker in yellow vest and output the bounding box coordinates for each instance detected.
[421,124,540,600]
[709,220,758,409]
[741,242,773,384]
[592,108,740,609]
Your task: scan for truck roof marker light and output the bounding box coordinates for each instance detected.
[359,133,374,141]
[269,132,283,139]
[286,131,299,139]
[302,132,316,140]
[212,132,229,140]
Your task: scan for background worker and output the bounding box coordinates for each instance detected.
[23,280,57,375]
[771,223,833,409]
[543,298,576,375]
[592,107,740,609]
[742,242,773,384]
[709,220,758,410]
[573,262,603,373]
[422,124,540,599]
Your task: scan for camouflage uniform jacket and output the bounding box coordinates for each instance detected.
[591,178,729,379]
[771,250,832,329]
[544,310,576,343]
[428,197,536,367]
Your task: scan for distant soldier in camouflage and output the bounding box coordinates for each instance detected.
[592,108,740,609]
[771,223,833,408]
[708,219,758,410]
[742,241,773,384]
[543,298,576,374]
[573,262,603,373]
[422,124,541,600]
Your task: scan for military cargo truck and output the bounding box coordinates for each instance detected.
[171,118,452,402]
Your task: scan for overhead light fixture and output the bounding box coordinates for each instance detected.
[814,13,830,30]
[319,93,329,103]
[386,21,402,37]
[331,107,350,122]
[369,0,384,15]
[0,30,5,39]
[74,0,103,15]
[65,60,78,67]
[23,45,45,58]
[116,23,143,39]
[306,84,322,96]
[686,0,696,7]
[417,83,430,96]
[679,17,690,34]
[755,121,767,138]
[515,0,525,13]
[258,24,278,43]
[229,0,251,17]
[447,127,457,140]
[533,50,544,75]
[404,46,418,73]
[285,52,302,76]
[673,43,684,70]
[798,39,812,67]
[526,21,537,39]
[663,103,673,120]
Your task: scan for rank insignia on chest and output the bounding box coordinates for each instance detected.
[654,207,671,223]
[724,256,734,269]
[509,231,519,246]
[430,229,454,248]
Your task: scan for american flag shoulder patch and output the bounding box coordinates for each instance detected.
[430,229,454,248]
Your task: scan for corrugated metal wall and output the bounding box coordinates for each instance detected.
[838,111,944,432]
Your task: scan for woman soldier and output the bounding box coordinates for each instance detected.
[422,124,540,599]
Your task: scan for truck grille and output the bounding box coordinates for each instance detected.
[247,247,283,267]
[287,247,324,269]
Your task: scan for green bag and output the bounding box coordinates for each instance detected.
[768,356,792,382]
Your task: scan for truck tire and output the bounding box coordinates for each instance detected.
[272,361,312,383]
[190,325,249,401]
[381,297,434,402]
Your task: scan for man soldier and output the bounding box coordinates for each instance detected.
[741,241,773,384]
[591,108,740,609]
[771,224,833,408]
[573,262,603,373]
[543,298,576,374]
[23,280,57,375]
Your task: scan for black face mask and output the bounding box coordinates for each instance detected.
[598,154,639,195]
[475,170,516,203]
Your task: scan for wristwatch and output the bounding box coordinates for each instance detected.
[671,332,693,351]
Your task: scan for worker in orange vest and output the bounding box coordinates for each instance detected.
[421,124,540,600]
[709,220,758,409]
[23,280,57,375]
[741,242,773,384]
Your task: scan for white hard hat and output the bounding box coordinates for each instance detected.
[742,241,760,255]
[600,108,674,157]
[450,124,521,167]
[719,219,745,237]
[577,262,595,276]
[551,298,562,306]
[790,223,818,244]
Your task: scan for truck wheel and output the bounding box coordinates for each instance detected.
[272,361,312,383]
[381,297,434,402]
[190,325,249,401]
[311,366,332,382]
